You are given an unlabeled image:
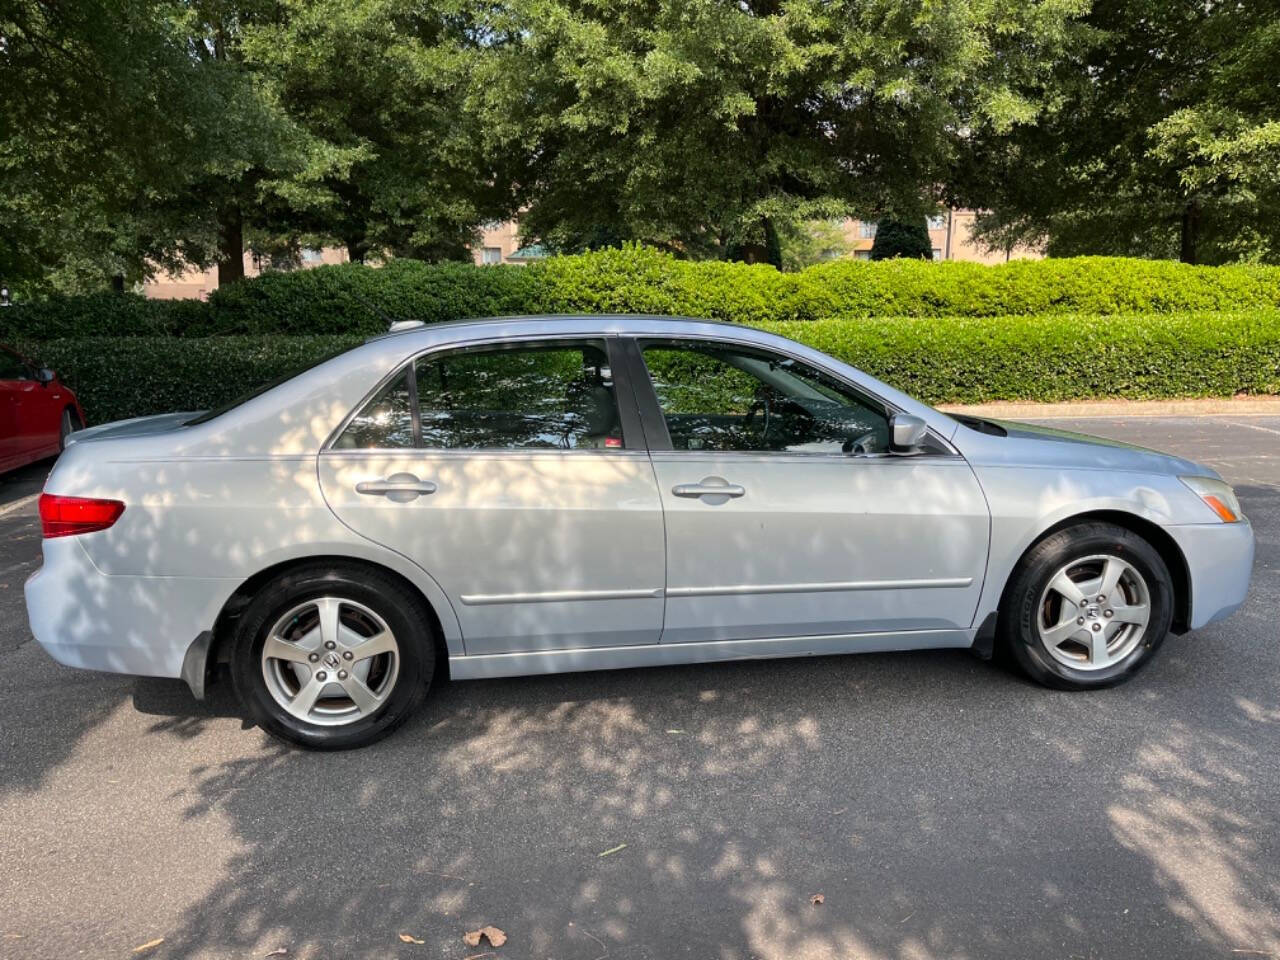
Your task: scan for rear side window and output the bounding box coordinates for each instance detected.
[333,370,414,449]
[333,340,624,451]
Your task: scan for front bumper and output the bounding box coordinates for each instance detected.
[1166,519,1255,629]
[24,535,235,679]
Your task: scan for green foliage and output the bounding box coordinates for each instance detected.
[8,250,1280,342]
[0,0,316,293]
[23,335,360,424]
[778,221,853,273]
[474,0,1089,257]
[960,0,1280,265]
[870,221,933,261]
[28,309,1280,424]
[761,312,1280,405]
[243,0,508,263]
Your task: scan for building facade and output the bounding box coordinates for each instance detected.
[144,247,350,300]
[143,210,1037,298]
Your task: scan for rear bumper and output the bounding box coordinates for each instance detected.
[24,536,234,679]
[1166,519,1255,630]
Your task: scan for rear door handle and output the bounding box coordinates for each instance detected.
[672,476,746,501]
[355,472,437,502]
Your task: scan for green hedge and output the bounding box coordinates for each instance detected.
[26,310,1280,424]
[30,335,360,424]
[7,247,1280,340]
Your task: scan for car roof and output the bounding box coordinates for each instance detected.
[364,313,736,343]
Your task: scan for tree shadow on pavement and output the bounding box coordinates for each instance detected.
[137,625,1280,960]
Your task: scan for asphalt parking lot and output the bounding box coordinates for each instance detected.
[2,416,1278,960]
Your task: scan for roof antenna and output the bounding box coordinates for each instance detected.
[346,287,423,332]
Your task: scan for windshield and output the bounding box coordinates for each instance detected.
[184,347,351,426]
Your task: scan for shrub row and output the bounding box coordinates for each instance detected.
[25,310,1280,424]
[7,247,1280,340]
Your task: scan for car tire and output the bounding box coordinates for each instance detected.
[58,408,82,450]
[229,563,435,749]
[1000,522,1174,690]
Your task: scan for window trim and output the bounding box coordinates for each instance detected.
[627,333,958,460]
[323,334,643,455]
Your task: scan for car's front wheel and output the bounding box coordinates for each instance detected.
[229,564,435,749]
[1001,522,1175,689]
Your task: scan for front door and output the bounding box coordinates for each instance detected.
[630,337,990,645]
[319,337,666,656]
[0,350,36,468]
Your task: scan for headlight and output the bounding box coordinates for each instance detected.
[1180,476,1244,523]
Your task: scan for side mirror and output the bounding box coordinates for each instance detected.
[890,413,927,453]
[35,367,56,384]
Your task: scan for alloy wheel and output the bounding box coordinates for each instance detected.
[260,596,400,726]
[1036,554,1151,671]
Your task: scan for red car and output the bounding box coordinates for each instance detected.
[0,345,85,474]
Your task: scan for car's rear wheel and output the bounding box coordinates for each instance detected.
[229,564,434,749]
[1001,522,1174,689]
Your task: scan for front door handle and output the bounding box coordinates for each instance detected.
[672,476,746,502]
[355,472,437,502]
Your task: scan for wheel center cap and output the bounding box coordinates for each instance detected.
[1085,604,1100,619]
[322,651,342,670]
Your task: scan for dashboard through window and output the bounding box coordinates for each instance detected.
[640,340,893,455]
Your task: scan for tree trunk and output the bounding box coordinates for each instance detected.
[762,216,782,270]
[345,231,369,264]
[111,274,125,294]
[217,203,245,286]
[1179,198,1201,265]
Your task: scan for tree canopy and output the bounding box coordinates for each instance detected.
[2,0,1278,294]
[470,0,1087,265]
[958,0,1280,264]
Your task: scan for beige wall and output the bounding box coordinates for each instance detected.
[144,247,350,300]
[472,221,523,266]
[839,210,1041,263]
[144,209,1042,298]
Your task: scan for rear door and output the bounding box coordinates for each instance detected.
[318,336,667,656]
[626,335,990,645]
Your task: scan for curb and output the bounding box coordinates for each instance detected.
[937,397,1280,420]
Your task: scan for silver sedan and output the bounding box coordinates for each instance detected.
[25,316,1254,748]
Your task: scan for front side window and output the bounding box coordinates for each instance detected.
[334,340,624,451]
[641,340,892,455]
[0,350,28,380]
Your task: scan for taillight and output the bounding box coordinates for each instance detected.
[38,494,125,538]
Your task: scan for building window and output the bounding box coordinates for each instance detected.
[858,221,877,239]
[927,214,947,231]
[481,247,502,265]
[854,250,872,261]
[932,248,944,261]
[301,247,323,264]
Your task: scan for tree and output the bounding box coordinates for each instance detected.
[958,0,1280,264]
[0,0,316,293]
[1,0,207,293]
[171,0,326,286]
[470,0,1088,265]
[778,220,852,272]
[870,220,931,261]
[242,0,510,266]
